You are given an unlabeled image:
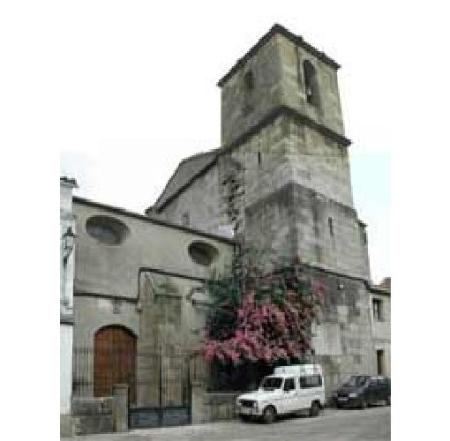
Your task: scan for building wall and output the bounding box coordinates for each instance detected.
[157,164,224,236]
[307,268,376,393]
[277,33,345,136]
[60,178,77,435]
[221,33,282,145]
[60,324,74,414]
[72,199,234,400]
[73,201,233,301]
[370,292,391,377]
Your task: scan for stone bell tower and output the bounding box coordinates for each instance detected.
[218,24,370,280]
[220,24,345,148]
[151,25,386,388]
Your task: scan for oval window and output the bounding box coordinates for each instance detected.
[188,241,218,266]
[86,215,129,245]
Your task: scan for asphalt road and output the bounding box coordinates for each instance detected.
[71,406,390,441]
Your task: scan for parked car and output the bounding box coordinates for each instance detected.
[236,364,326,423]
[332,375,390,409]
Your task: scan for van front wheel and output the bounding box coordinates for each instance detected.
[309,401,320,417]
[262,406,276,424]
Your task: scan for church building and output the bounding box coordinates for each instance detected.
[61,24,390,435]
[148,23,391,387]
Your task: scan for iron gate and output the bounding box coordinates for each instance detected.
[128,352,192,429]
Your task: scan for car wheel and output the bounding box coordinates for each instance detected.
[359,397,367,409]
[262,406,276,424]
[309,401,320,417]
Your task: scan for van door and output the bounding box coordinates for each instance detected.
[299,374,323,409]
[297,376,311,410]
[282,377,297,413]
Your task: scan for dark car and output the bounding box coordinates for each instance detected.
[332,375,390,409]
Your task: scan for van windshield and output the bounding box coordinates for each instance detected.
[261,377,283,391]
[343,376,369,387]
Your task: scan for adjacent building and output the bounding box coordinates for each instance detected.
[60,177,78,436]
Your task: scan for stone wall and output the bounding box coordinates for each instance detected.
[157,164,224,236]
[71,397,114,435]
[244,182,369,278]
[72,198,234,405]
[191,383,239,424]
[73,199,233,301]
[221,33,282,145]
[306,266,376,394]
[277,33,345,136]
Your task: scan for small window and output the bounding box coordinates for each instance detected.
[373,298,383,321]
[376,350,385,376]
[362,229,367,244]
[303,60,320,107]
[300,374,322,388]
[86,215,129,245]
[328,217,334,237]
[188,241,218,266]
[359,224,368,244]
[283,378,295,391]
[182,212,190,227]
[244,70,255,92]
[257,151,262,167]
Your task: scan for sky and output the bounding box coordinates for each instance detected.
[58,0,392,283]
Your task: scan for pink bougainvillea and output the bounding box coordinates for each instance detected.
[201,264,325,366]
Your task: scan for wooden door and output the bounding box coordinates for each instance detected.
[94,326,136,404]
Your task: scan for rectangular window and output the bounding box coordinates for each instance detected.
[377,350,385,376]
[362,229,367,244]
[300,374,322,388]
[328,217,334,237]
[181,212,190,227]
[373,298,383,321]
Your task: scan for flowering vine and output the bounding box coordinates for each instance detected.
[201,254,325,367]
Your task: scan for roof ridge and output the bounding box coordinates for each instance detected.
[179,148,220,165]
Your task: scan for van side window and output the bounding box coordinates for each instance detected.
[283,378,295,391]
[300,374,322,388]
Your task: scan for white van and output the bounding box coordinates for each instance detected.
[236,364,325,423]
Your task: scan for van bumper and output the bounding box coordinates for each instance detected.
[236,405,263,417]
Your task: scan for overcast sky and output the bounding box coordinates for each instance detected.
[59,1,392,283]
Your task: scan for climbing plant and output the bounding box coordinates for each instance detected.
[201,250,325,389]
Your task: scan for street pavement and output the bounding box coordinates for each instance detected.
[67,406,390,441]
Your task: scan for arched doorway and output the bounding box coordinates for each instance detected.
[94,325,136,404]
